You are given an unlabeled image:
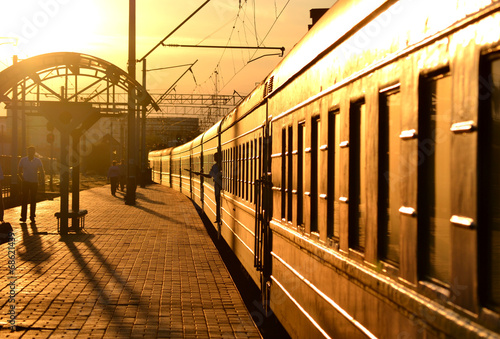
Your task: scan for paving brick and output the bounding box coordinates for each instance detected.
[0,185,261,338]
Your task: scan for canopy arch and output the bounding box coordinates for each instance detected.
[0,52,159,112]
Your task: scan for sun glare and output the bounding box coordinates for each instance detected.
[1,0,103,68]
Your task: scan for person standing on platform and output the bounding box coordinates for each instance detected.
[119,159,126,191]
[18,146,45,223]
[107,160,120,196]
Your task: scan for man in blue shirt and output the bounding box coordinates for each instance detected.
[18,146,45,223]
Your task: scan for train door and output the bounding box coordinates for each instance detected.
[254,103,273,311]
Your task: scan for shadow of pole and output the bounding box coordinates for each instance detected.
[62,235,163,337]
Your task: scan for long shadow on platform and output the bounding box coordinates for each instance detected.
[136,188,167,205]
[17,222,52,268]
[61,234,165,337]
[132,203,181,223]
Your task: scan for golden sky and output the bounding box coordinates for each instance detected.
[0,0,335,96]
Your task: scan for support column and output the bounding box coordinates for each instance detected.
[141,58,147,187]
[11,55,19,200]
[71,132,81,229]
[59,131,70,235]
[125,0,137,205]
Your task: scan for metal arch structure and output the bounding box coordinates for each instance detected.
[0,52,159,235]
[0,52,159,112]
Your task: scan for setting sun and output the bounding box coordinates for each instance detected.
[1,0,104,60]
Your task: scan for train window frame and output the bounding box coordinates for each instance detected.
[478,52,500,312]
[349,98,367,253]
[250,140,254,204]
[311,116,320,235]
[238,144,245,198]
[243,142,247,201]
[379,84,402,267]
[327,108,340,241]
[233,147,237,195]
[287,125,293,223]
[298,122,305,227]
[417,67,452,289]
[225,149,228,192]
[246,141,250,201]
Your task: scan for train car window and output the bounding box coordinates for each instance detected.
[298,123,305,226]
[240,145,243,198]
[228,149,231,193]
[255,138,259,202]
[243,143,246,200]
[246,141,250,201]
[222,151,227,190]
[282,128,287,220]
[240,144,244,199]
[418,71,452,286]
[234,147,237,196]
[379,87,401,265]
[237,145,240,196]
[479,55,500,311]
[311,117,320,234]
[250,140,254,203]
[259,137,262,184]
[349,99,367,252]
[288,126,293,223]
[327,109,340,240]
[226,150,229,191]
[231,147,235,194]
[232,147,236,195]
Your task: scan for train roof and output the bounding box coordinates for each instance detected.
[219,0,394,125]
[264,0,393,96]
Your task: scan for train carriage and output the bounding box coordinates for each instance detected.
[219,96,269,288]
[150,0,500,337]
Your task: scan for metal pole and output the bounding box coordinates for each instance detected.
[11,55,18,199]
[60,131,70,235]
[140,59,147,188]
[50,141,53,191]
[125,0,136,205]
[71,132,80,229]
[21,80,26,155]
[136,97,141,186]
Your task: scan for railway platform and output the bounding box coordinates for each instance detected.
[0,184,262,338]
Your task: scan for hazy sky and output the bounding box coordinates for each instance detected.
[0,0,335,96]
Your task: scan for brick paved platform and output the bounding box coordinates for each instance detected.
[0,184,261,338]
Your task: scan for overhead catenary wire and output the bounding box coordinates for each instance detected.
[192,0,291,95]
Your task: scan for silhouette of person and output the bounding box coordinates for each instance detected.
[107,160,120,196]
[18,146,45,223]
[209,153,222,222]
[119,159,126,191]
[193,152,222,223]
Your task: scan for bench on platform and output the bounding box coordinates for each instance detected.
[55,209,88,233]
